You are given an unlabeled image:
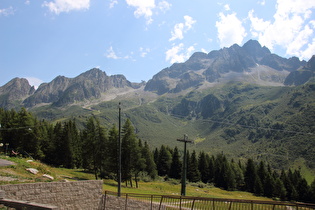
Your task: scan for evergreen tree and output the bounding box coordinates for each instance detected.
[169,146,182,179]
[230,159,244,190]
[81,117,108,179]
[121,119,141,186]
[274,177,287,200]
[142,141,157,179]
[157,145,172,176]
[153,148,159,166]
[107,125,119,177]
[187,150,200,182]
[208,155,215,183]
[310,178,315,203]
[244,158,257,193]
[198,151,210,183]
[264,173,276,197]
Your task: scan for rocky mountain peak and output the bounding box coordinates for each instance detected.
[145,40,307,95]
[242,39,270,61]
[0,78,34,108]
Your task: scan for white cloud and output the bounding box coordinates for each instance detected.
[165,43,195,64]
[258,0,266,6]
[126,0,155,24]
[0,6,15,16]
[248,0,315,60]
[106,46,120,59]
[201,48,208,53]
[25,0,31,5]
[109,0,118,9]
[169,15,196,41]
[215,12,247,47]
[105,46,133,60]
[224,4,230,11]
[158,1,171,12]
[26,77,44,89]
[139,47,151,57]
[126,0,171,25]
[42,0,90,14]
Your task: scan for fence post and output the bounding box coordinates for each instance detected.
[191,198,196,210]
[159,196,164,210]
[150,195,153,210]
[213,198,215,210]
[125,194,128,210]
[228,201,232,210]
[180,196,182,209]
[103,192,107,210]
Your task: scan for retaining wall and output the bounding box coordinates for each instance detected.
[0,180,103,210]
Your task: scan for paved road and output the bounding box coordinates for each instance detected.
[0,159,15,166]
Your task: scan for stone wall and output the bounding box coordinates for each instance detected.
[0,180,103,210]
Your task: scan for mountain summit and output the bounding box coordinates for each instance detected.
[144,39,307,95]
[0,40,312,109]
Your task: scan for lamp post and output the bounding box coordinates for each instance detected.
[177,134,193,196]
[118,102,122,197]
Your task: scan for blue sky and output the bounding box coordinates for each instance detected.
[1,0,315,88]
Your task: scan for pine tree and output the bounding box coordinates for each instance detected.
[208,155,215,183]
[310,178,315,203]
[169,146,182,179]
[264,173,275,197]
[157,145,172,176]
[230,159,244,190]
[107,125,119,177]
[244,158,257,193]
[198,151,210,183]
[187,150,200,182]
[142,141,157,179]
[121,119,141,186]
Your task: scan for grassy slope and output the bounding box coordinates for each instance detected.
[0,156,272,201]
[30,82,315,182]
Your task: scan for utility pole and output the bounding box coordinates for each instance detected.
[177,134,193,196]
[118,102,122,197]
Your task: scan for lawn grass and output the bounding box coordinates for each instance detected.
[102,179,272,201]
[0,156,284,202]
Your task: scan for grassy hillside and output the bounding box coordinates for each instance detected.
[0,156,273,201]
[30,82,315,179]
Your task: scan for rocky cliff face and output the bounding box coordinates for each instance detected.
[284,55,315,86]
[22,68,143,107]
[145,40,307,95]
[0,40,312,109]
[0,78,34,108]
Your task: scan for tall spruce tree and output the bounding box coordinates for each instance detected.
[157,145,172,176]
[244,158,257,193]
[187,150,201,182]
[169,146,182,179]
[142,141,157,179]
[198,151,210,183]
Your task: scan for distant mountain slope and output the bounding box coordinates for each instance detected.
[144,40,306,94]
[22,68,144,107]
[0,40,311,110]
[284,55,315,85]
[0,78,35,109]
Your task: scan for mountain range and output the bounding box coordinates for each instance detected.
[0,40,313,109]
[0,39,314,173]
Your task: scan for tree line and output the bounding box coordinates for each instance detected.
[0,108,314,203]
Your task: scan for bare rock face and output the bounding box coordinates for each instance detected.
[284,55,315,86]
[22,68,144,107]
[145,40,307,95]
[0,78,34,108]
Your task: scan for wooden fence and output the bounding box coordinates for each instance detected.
[100,191,315,210]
